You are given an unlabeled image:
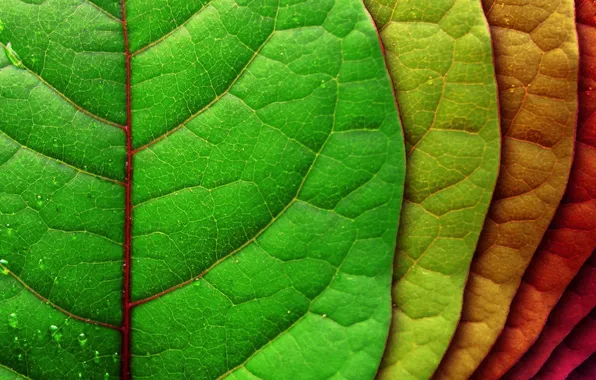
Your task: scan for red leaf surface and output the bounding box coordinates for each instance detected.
[569,353,596,379]
[533,310,596,380]
[505,252,596,378]
[474,0,596,378]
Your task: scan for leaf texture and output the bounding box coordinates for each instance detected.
[532,309,596,380]
[568,353,596,380]
[505,252,596,379]
[435,0,580,378]
[473,0,595,377]
[362,1,501,379]
[0,0,406,379]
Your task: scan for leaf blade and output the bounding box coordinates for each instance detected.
[0,0,406,378]
[363,0,501,378]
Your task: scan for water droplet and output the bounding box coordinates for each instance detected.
[38,259,46,270]
[5,223,9,228]
[93,350,100,364]
[112,352,119,363]
[8,313,18,328]
[49,325,62,343]
[0,19,5,32]
[0,259,8,265]
[36,195,42,200]
[322,314,327,318]
[77,333,87,347]
[104,373,110,380]
[77,373,82,378]
[3,42,23,69]
[17,354,23,361]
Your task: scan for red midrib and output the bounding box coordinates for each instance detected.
[121,0,133,378]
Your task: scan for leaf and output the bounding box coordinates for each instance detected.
[472,1,593,376]
[362,1,501,379]
[0,0,406,379]
[568,353,596,380]
[532,310,596,380]
[435,0,580,378]
[505,253,596,379]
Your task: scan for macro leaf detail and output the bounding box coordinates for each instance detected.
[363,0,501,379]
[436,0,579,378]
[0,0,406,379]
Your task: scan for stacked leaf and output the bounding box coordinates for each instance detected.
[568,353,596,379]
[435,0,579,378]
[474,0,595,377]
[506,253,596,378]
[498,1,596,378]
[363,1,500,379]
[0,0,406,378]
[532,310,596,380]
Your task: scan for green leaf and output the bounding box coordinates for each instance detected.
[0,0,405,379]
[363,0,501,379]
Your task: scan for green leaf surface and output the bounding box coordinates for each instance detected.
[0,0,406,379]
[363,1,501,379]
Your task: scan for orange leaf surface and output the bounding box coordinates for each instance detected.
[434,0,579,379]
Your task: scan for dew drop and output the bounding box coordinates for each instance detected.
[104,373,110,380]
[36,195,42,200]
[93,350,100,364]
[38,258,46,270]
[17,354,23,361]
[49,325,62,343]
[77,373,82,378]
[0,19,5,32]
[4,42,24,69]
[1,259,9,275]
[112,352,119,363]
[78,333,87,347]
[8,312,18,328]
[322,314,327,318]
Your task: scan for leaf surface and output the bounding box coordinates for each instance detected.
[505,252,596,379]
[435,0,580,378]
[0,0,406,379]
[532,310,596,380]
[473,0,594,377]
[568,353,596,380]
[362,1,501,379]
